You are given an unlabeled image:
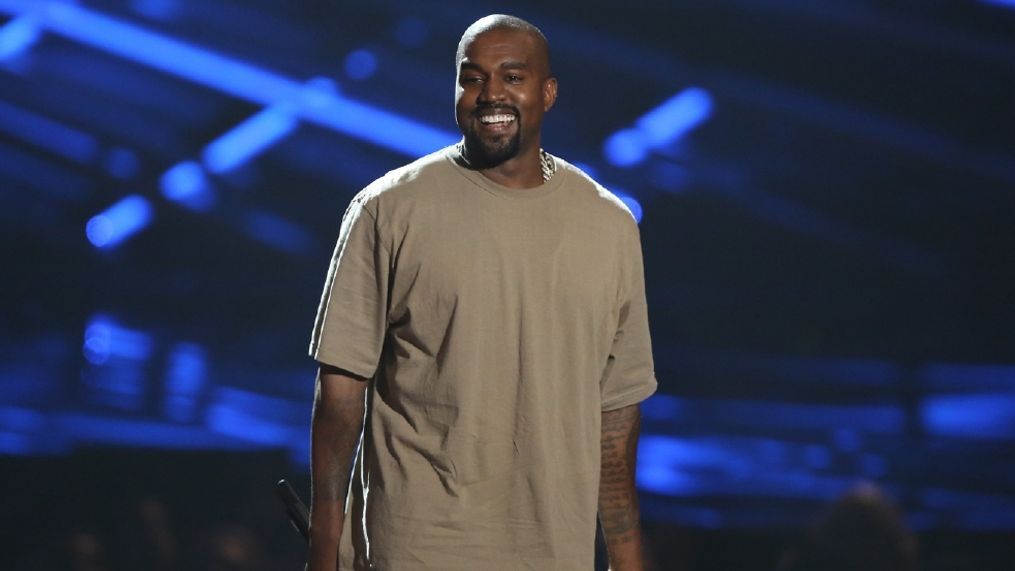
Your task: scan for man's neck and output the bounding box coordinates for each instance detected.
[464,145,545,189]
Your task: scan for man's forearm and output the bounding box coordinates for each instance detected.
[308,366,367,571]
[599,403,644,571]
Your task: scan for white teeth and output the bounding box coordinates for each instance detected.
[479,114,516,124]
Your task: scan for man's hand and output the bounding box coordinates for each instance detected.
[598,403,645,571]
[308,365,368,571]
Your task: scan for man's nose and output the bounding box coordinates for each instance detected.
[479,77,506,101]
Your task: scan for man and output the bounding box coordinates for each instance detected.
[308,14,656,570]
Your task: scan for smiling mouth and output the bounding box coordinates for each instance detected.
[478,114,516,126]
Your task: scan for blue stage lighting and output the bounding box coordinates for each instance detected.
[636,435,710,495]
[82,315,155,411]
[160,161,214,211]
[203,387,311,462]
[83,321,112,366]
[299,76,341,110]
[242,210,313,254]
[922,393,1015,439]
[24,0,299,103]
[0,1,458,158]
[206,405,286,443]
[203,104,298,174]
[213,386,308,422]
[0,404,50,454]
[0,405,45,431]
[603,129,647,168]
[643,392,903,434]
[86,194,153,248]
[637,87,712,146]
[604,87,713,167]
[0,432,31,454]
[300,93,458,157]
[0,99,98,163]
[0,12,40,60]
[163,342,207,423]
[0,142,91,198]
[57,412,259,449]
[344,48,378,81]
[84,314,154,364]
[980,0,1015,9]
[205,390,304,446]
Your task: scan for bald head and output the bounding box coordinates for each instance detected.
[456,14,552,79]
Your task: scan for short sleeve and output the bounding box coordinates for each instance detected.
[309,192,389,379]
[600,224,657,410]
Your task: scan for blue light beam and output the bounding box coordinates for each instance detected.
[83,314,154,364]
[162,342,207,423]
[160,161,215,211]
[980,0,1015,9]
[0,12,40,60]
[57,412,259,449]
[27,0,299,104]
[298,93,457,157]
[922,393,1015,440]
[0,98,98,164]
[85,195,153,248]
[241,210,314,254]
[0,1,459,158]
[202,104,299,174]
[604,87,713,167]
[81,315,155,411]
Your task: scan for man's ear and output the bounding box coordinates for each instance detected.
[543,77,558,112]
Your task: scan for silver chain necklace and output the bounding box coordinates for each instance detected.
[539,148,556,183]
[457,143,556,183]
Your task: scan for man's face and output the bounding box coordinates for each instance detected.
[455,28,556,167]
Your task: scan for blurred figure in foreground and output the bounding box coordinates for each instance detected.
[779,482,918,571]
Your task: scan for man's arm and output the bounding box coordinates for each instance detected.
[308,364,368,571]
[599,403,645,571]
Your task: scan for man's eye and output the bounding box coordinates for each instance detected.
[462,76,483,84]
[506,75,523,83]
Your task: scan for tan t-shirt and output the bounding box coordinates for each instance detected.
[310,147,656,570]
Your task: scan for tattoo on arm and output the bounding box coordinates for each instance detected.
[599,404,644,566]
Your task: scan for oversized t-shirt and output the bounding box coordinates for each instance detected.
[310,146,656,570]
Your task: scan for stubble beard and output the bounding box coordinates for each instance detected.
[462,120,521,169]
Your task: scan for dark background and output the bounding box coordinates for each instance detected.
[2,0,1014,569]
